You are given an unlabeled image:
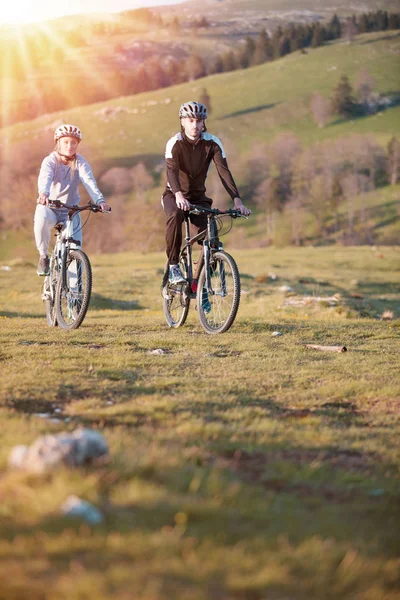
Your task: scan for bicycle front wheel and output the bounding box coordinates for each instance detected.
[162,256,190,328]
[55,249,92,330]
[197,251,240,334]
[43,254,58,327]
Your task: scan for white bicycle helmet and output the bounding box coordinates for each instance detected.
[54,124,82,142]
[179,101,208,120]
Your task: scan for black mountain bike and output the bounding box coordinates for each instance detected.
[42,200,110,330]
[162,205,245,334]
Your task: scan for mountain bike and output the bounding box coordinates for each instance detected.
[42,200,110,330]
[162,205,245,334]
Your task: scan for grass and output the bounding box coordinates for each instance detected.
[0,246,400,599]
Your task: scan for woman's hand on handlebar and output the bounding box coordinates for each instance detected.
[98,200,111,212]
[37,193,49,206]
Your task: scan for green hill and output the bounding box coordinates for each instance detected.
[2,31,398,160]
[0,30,399,257]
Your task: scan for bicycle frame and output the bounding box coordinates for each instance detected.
[42,201,107,307]
[163,204,244,333]
[180,210,225,297]
[60,212,82,289]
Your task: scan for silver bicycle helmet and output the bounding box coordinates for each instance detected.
[54,124,82,142]
[179,101,208,120]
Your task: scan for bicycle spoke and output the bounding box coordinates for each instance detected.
[55,250,92,330]
[197,251,240,334]
[43,254,58,327]
[162,257,190,328]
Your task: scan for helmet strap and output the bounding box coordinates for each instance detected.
[57,151,77,163]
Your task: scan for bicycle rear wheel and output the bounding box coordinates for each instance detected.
[43,254,58,327]
[162,256,190,328]
[55,249,92,330]
[197,251,240,334]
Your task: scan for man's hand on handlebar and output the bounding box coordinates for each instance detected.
[175,191,191,212]
[233,197,251,217]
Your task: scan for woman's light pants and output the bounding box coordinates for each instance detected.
[34,204,82,257]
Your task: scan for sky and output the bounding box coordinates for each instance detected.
[0,0,186,26]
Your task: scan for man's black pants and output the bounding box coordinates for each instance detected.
[162,192,212,265]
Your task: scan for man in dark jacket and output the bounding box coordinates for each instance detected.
[162,101,251,283]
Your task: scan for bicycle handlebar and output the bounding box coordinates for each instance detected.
[48,200,111,214]
[188,205,244,218]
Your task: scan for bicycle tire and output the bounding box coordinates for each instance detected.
[197,251,240,334]
[44,254,58,327]
[55,249,92,330]
[162,255,190,328]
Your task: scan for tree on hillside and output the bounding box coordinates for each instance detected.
[375,10,389,31]
[311,23,324,48]
[165,59,187,85]
[310,93,331,128]
[168,16,180,35]
[199,88,212,115]
[184,54,207,80]
[221,50,237,73]
[237,37,256,69]
[252,29,272,65]
[269,133,301,203]
[253,177,283,243]
[246,142,270,192]
[327,14,341,40]
[331,75,357,118]
[388,12,400,29]
[340,173,371,237]
[131,163,153,204]
[308,175,332,236]
[277,34,291,58]
[135,65,151,93]
[387,136,400,185]
[358,13,369,34]
[99,168,132,195]
[209,55,224,75]
[146,57,169,90]
[343,17,358,43]
[287,24,302,52]
[271,27,283,59]
[355,68,376,113]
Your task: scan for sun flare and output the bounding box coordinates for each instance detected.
[0,0,50,25]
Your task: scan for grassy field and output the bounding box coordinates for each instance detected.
[1,246,399,599]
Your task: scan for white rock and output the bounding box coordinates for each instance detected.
[8,445,28,468]
[8,429,109,473]
[60,495,103,524]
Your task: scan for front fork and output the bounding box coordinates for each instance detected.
[205,244,227,297]
[42,241,62,301]
[203,241,213,295]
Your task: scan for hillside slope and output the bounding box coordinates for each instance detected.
[0,31,399,257]
[2,30,398,166]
